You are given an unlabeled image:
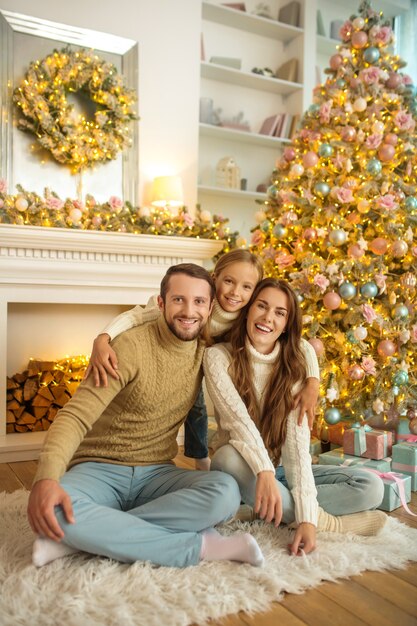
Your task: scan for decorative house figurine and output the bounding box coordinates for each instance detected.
[216,156,241,189]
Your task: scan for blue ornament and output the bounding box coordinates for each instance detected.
[261,220,270,233]
[318,143,333,158]
[273,223,287,238]
[366,158,382,176]
[335,78,346,89]
[393,370,409,386]
[324,407,341,425]
[314,182,330,197]
[360,281,378,298]
[267,185,278,198]
[346,330,358,344]
[363,47,380,64]
[392,304,409,318]
[339,281,357,300]
[405,196,417,210]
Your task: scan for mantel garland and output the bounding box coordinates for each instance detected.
[13,48,137,172]
[0,181,243,258]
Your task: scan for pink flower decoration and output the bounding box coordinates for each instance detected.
[274,251,295,269]
[319,101,332,124]
[334,187,353,204]
[73,199,85,211]
[362,303,377,324]
[361,356,377,375]
[109,196,124,211]
[375,194,398,211]
[183,213,194,227]
[402,74,413,85]
[313,274,330,293]
[281,210,298,225]
[46,197,64,210]
[374,273,387,293]
[0,179,7,194]
[251,230,265,246]
[372,26,392,45]
[365,133,383,149]
[395,111,416,132]
[360,67,381,85]
[339,20,353,42]
[411,324,417,343]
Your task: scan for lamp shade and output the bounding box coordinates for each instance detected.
[151,175,184,208]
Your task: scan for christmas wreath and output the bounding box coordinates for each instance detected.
[13,48,137,172]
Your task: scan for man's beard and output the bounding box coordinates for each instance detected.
[166,316,203,341]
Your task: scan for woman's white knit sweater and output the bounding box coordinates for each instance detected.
[204,338,320,525]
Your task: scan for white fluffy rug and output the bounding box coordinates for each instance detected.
[1,490,417,626]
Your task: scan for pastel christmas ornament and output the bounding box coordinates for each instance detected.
[352,31,368,48]
[390,240,408,257]
[69,208,82,223]
[303,151,319,168]
[255,211,266,223]
[318,143,333,158]
[357,198,370,213]
[342,126,356,142]
[308,337,325,356]
[369,237,388,255]
[386,72,401,89]
[339,281,357,300]
[283,147,296,161]
[363,47,380,64]
[348,243,365,259]
[385,133,398,145]
[354,326,368,341]
[324,408,341,425]
[360,281,378,298]
[401,272,417,288]
[92,215,102,227]
[335,78,347,89]
[289,164,304,178]
[329,54,343,70]
[353,97,367,112]
[352,16,365,29]
[348,365,365,381]
[393,370,409,386]
[392,304,409,319]
[372,121,385,134]
[378,143,396,162]
[15,196,28,212]
[366,158,382,175]
[323,291,342,310]
[377,339,396,358]
[329,229,347,245]
[350,77,361,88]
[314,182,330,197]
[303,227,317,241]
[405,196,417,210]
[273,224,287,238]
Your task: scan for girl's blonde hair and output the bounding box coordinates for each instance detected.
[213,249,263,282]
[227,278,307,464]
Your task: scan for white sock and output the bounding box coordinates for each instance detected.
[32,537,78,567]
[200,530,264,567]
[195,457,211,471]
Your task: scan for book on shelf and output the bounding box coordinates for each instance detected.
[259,114,284,136]
[289,114,300,139]
[275,58,298,83]
[275,114,293,139]
[278,1,300,27]
[222,2,246,11]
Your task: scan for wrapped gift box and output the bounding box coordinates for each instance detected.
[396,418,413,442]
[392,442,417,490]
[309,436,322,456]
[313,421,344,446]
[318,448,391,472]
[343,427,393,460]
[377,472,412,512]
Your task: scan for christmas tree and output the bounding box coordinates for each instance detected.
[249,1,417,436]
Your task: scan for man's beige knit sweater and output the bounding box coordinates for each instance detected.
[33,317,205,484]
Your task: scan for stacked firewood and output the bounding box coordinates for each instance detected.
[6,357,88,433]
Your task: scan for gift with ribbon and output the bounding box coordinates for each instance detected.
[395,417,414,442]
[318,447,391,472]
[343,425,393,460]
[363,469,415,514]
[392,441,417,490]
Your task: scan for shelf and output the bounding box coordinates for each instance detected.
[201,62,302,96]
[202,1,303,42]
[317,34,341,57]
[198,185,267,201]
[199,123,291,147]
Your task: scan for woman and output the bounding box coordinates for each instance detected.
[204,278,385,556]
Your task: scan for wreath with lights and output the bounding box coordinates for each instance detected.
[13,48,137,172]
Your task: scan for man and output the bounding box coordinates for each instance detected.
[28,263,264,568]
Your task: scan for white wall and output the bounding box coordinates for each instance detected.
[1,0,202,211]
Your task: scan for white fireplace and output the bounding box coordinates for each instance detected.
[0,224,223,462]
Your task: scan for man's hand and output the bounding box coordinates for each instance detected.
[288,522,316,556]
[294,377,320,429]
[254,471,282,527]
[27,479,75,542]
[84,333,119,387]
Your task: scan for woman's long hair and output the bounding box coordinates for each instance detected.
[227,278,307,464]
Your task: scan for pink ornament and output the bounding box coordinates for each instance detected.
[385,133,398,145]
[353,97,367,112]
[303,227,317,241]
[348,243,365,259]
[329,54,343,70]
[69,208,82,223]
[92,215,102,227]
[323,291,342,310]
[378,143,396,162]
[15,196,28,212]
[342,126,356,142]
[308,338,325,357]
[369,237,388,255]
[348,364,365,380]
[283,147,296,161]
[386,72,401,89]
[352,31,368,49]
[377,339,396,358]
[390,240,408,257]
[303,151,319,168]
[350,77,361,89]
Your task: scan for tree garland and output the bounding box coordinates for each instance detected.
[14,48,137,172]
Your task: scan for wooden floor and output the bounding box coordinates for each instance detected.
[1,453,417,626]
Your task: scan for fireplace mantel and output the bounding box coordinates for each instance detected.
[0,224,224,461]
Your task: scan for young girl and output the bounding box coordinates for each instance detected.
[85,252,319,470]
[204,278,386,555]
